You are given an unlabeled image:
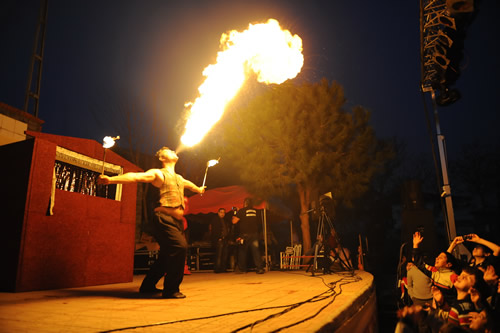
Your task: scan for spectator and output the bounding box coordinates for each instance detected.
[446,267,480,329]
[447,234,500,272]
[413,231,459,307]
[468,308,498,333]
[481,257,499,311]
[396,234,500,333]
[396,268,484,332]
[406,261,433,307]
[469,270,491,312]
[210,208,231,273]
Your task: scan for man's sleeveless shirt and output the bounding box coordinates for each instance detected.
[158,170,185,208]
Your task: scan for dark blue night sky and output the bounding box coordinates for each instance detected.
[1,0,499,159]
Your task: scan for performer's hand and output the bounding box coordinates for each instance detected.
[199,186,206,194]
[97,175,110,185]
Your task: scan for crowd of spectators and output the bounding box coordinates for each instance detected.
[396,233,500,333]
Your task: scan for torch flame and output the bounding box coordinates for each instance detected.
[179,19,303,148]
[208,159,220,167]
[103,136,120,149]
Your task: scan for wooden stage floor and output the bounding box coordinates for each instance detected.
[0,270,377,332]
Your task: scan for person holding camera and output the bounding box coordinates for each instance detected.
[447,234,500,272]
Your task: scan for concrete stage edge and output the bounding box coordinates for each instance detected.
[0,270,377,332]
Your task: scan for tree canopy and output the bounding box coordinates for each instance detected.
[215,79,392,251]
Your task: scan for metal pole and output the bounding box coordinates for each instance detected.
[430,90,466,258]
[263,207,269,271]
[24,0,49,117]
[101,148,107,175]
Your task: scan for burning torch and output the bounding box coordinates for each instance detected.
[101,136,120,175]
[201,158,220,195]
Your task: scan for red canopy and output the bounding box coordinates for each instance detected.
[185,185,265,215]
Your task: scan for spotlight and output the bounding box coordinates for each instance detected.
[435,30,454,48]
[437,13,456,29]
[431,43,448,57]
[432,53,450,69]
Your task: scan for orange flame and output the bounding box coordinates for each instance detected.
[179,19,303,148]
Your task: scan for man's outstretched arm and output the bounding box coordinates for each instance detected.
[183,178,206,194]
[98,169,158,185]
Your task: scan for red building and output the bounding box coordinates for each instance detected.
[1,131,141,292]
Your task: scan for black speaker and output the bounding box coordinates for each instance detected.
[401,180,424,210]
[401,209,437,260]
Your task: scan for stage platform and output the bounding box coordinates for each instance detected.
[0,270,377,332]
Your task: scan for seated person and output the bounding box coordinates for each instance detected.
[327,230,352,271]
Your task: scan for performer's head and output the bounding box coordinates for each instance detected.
[243,197,253,208]
[155,147,179,164]
[218,208,226,218]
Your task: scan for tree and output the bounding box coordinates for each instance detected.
[216,79,392,252]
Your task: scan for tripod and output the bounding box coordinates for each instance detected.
[307,206,353,275]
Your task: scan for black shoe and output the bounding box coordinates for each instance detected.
[139,286,162,293]
[256,269,265,274]
[162,291,186,299]
[234,266,247,274]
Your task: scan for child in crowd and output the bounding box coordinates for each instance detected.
[468,309,497,333]
[395,232,500,333]
[396,267,492,332]
[413,231,459,307]
[446,267,481,329]
[447,234,500,272]
[406,261,433,307]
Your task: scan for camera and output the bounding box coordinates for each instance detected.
[462,234,472,241]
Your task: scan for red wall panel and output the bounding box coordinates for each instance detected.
[10,133,141,291]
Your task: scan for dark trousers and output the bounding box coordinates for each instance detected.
[140,212,187,295]
[214,238,229,272]
[237,233,262,271]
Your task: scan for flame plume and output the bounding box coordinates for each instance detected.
[179,19,303,149]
